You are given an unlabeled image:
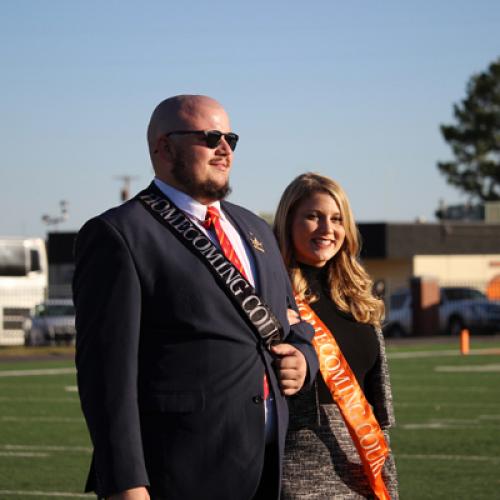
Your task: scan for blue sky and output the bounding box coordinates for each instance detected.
[1,0,499,237]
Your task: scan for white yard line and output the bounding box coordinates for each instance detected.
[0,451,49,457]
[1,416,82,423]
[0,491,91,498]
[401,423,480,430]
[388,348,500,359]
[0,397,77,403]
[400,413,500,429]
[395,386,489,392]
[0,368,75,377]
[0,444,92,453]
[479,414,500,420]
[395,402,500,408]
[397,453,500,463]
[435,363,500,372]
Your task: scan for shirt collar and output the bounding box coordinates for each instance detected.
[153,177,222,222]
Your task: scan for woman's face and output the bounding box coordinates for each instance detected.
[291,191,346,268]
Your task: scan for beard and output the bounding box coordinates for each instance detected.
[171,155,232,202]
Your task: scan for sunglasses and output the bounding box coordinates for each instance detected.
[166,130,239,151]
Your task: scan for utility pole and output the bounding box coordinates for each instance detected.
[114,175,139,201]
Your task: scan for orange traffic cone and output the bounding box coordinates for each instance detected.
[460,329,470,355]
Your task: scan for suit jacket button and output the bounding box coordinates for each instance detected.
[252,395,264,404]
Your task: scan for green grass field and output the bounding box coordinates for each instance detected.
[0,339,499,499]
[388,339,500,499]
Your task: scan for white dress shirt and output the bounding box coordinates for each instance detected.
[154,178,257,288]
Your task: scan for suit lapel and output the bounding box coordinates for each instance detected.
[221,202,268,298]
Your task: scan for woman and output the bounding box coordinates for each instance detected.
[274,172,398,499]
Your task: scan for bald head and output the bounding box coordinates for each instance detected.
[145,94,234,204]
[147,95,229,164]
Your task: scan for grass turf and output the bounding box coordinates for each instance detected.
[387,340,500,499]
[0,340,499,499]
[0,358,90,499]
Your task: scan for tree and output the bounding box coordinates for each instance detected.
[438,58,500,201]
[258,211,274,226]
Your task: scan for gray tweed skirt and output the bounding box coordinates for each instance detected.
[281,389,398,500]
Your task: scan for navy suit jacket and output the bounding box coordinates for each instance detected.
[73,184,318,499]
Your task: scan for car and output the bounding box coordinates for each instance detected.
[23,299,76,346]
[383,286,500,336]
[439,286,500,335]
[383,289,412,337]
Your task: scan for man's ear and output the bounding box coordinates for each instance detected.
[155,137,172,159]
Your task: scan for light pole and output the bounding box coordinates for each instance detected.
[41,200,69,231]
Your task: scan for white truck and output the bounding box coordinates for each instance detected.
[0,237,48,345]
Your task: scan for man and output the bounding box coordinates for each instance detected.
[73,95,318,500]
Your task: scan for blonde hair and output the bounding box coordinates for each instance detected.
[273,172,384,329]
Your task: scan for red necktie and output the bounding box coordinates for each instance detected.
[203,206,270,400]
[203,206,247,279]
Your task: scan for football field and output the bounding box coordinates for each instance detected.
[0,339,499,499]
[388,338,500,499]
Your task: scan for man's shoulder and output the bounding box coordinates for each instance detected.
[221,200,269,227]
[79,192,148,237]
[100,197,143,223]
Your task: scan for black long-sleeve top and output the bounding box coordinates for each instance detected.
[299,263,380,405]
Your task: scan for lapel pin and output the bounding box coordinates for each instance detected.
[249,233,265,253]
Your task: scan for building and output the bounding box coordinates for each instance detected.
[47,222,500,301]
[47,232,77,298]
[359,222,500,298]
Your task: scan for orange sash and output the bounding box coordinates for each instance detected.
[296,300,391,500]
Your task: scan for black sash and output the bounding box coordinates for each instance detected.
[136,184,284,349]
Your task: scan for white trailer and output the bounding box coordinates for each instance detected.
[0,237,48,345]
